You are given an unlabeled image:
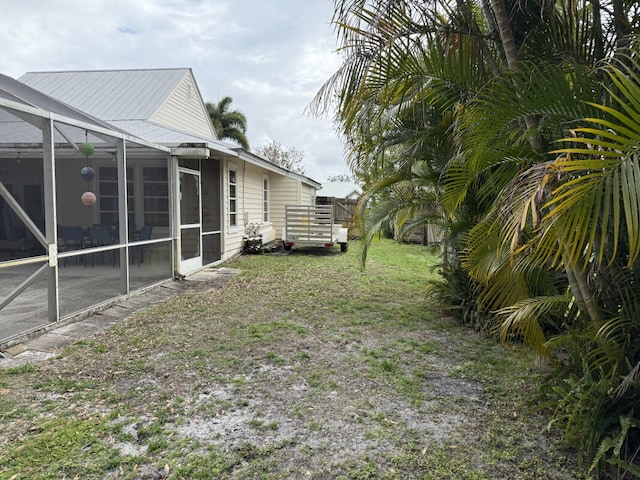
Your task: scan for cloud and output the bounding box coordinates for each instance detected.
[118,26,142,35]
[0,0,350,181]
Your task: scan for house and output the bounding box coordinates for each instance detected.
[0,68,319,344]
[317,181,361,201]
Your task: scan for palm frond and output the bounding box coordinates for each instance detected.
[613,362,640,400]
[494,293,572,359]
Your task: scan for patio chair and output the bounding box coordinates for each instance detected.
[59,225,86,266]
[88,224,115,267]
[133,225,153,267]
[139,225,153,241]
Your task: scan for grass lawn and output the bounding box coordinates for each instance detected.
[0,240,585,479]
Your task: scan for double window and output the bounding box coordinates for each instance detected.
[98,163,169,234]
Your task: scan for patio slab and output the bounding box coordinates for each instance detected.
[0,268,238,369]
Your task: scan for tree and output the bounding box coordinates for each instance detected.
[205,96,249,149]
[327,173,353,182]
[314,0,640,475]
[254,140,305,174]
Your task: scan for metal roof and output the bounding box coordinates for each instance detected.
[112,120,236,155]
[235,149,322,188]
[111,120,214,145]
[0,73,122,131]
[0,114,44,144]
[0,112,129,148]
[0,73,173,154]
[19,68,189,121]
[1,69,321,183]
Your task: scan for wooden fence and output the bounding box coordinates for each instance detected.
[316,196,358,231]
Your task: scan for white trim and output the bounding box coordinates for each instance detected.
[263,174,270,222]
[228,163,238,231]
[178,168,203,274]
[233,148,321,189]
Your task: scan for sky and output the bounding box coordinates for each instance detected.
[0,0,349,182]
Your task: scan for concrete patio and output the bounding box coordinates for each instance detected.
[0,267,239,368]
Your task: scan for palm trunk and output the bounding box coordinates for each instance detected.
[565,263,602,327]
[460,0,501,77]
[489,0,546,153]
[490,0,520,70]
[492,0,599,328]
[612,0,630,52]
[590,0,606,62]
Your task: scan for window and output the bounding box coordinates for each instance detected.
[263,175,269,222]
[98,163,169,235]
[98,166,133,228]
[228,165,237,228]
[142,167,169,227]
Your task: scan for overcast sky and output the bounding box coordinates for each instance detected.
[0,0,349,182]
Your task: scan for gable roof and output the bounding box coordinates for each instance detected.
[0,72,122,133]
[318,182,362,199]
[4,68,321,183]
[19,68,217,143]
[0,72,155,149]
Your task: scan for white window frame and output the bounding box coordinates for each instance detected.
[228,164,238,232]
[97,161,169,233]
[263,174,270,222]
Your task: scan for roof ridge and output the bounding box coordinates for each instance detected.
[24,67,190,75]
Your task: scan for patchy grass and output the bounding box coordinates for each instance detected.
[0,240,585,479]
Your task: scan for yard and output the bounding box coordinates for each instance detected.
[0,240,583,479]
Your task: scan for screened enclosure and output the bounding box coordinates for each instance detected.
[0,83,176,343]
[0,68,292,345]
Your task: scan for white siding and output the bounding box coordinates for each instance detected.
[300,184,316,206]
[222,161,267,260]
[151,73,216,141]
[270,176,301,238]
[221,161,315,257]
[242,164,268,225]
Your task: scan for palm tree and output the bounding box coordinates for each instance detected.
[314,0,640,475]
[205,96,249,149]
[478,55,640,475]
